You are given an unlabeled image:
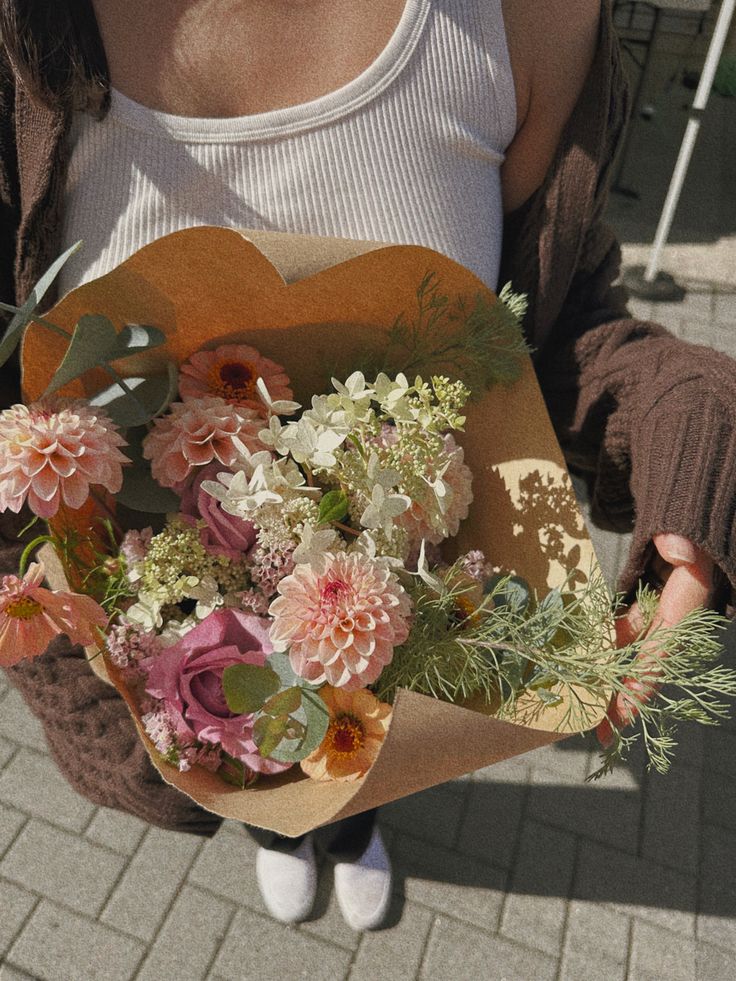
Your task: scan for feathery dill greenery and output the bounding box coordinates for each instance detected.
[371,562,735,777]
[356,274,531,394]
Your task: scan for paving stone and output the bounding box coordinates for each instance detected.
[561,899,629,981]
[0,803,25,859]
[704,729,736,779]
[471,752,531,785]
[0,819,125,916]
[420,915,557,981]
[698,824,736,951]
[381,783,467,849]
[528,765,643,854]
[529,742,592,783]
[0,689,48,755]
[574,839,696,936]
[187,825,261,908]
[0,879,37,958]
[7,899,145,981]
[702,765,736,831]
[394,833,505,932]
[0,965,38,981]
[673,724,704,770]
[84,807,147,856]
[628,919,696,981]
[500,820,576,954]
[0,736,15,770]
[696,942,736,981]
[0,671,8,698]
[0,748,95,833]
[348,899,433,981]
[713,291,736,325]
[135,884,234,981]
[456,777,526,870]
[641,763,700,874]
[213,907,352,980]
[100,826,202,942]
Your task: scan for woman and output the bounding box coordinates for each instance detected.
[1,0,734,931]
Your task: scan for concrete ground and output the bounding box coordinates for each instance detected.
[2,17,736,981]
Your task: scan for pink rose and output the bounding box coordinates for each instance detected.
[144,609,291,774]
[179,463,257,560]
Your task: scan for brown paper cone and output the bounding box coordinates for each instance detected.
[27,228,612,835]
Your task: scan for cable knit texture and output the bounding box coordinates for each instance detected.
[1,1,735,830]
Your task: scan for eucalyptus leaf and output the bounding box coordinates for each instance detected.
[116,426,180,513]
[317,489,349,526]
[107,323,166,359]
[485,574,530,614]
[89,364,177,428]
[268,688,329,763]
[44,314,119,395]
[254,714,290,759]
[218,754,254,789]
[0,240,82,367]
[267,651,322,691]
[222,663,280,714]
[262,686,302,718]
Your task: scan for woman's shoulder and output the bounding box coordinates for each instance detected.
[501,0,601,212]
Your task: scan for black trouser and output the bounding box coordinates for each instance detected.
[245,808,378,862]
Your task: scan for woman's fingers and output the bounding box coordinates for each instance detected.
[596,535,715,750]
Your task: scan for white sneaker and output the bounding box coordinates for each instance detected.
[255,835,318,924]
[334,827,392,931]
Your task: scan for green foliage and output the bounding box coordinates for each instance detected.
[0,241,81,367]
[363,273,532,398]
[372,561,735,777]
[317,489,349,526]
[90,365,177,428]
[222,664,281,714]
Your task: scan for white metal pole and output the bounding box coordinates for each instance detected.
[644,0,736,282]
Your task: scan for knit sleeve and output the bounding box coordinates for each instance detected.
[535,220,736,601]
[0,44,21,407]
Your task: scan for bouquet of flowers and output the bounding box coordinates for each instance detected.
[1,228,733,835]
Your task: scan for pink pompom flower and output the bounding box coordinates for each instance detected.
[269,552,412,691]
[0,562,108,667]
[0,401,128,518]
[142,397,266,488]
[179,343,293,411]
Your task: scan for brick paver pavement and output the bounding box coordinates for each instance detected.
[0,289,735,980]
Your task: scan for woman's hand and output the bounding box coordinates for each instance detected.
[596,533,716,748]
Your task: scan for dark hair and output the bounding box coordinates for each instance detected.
[0,0,109,113]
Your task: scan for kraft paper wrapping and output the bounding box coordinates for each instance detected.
[26,228,612,836]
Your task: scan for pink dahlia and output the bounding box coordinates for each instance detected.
[269,552,412,691]
[179,343,293,411]
[142,396,267,488]
[0,562,108,667]
[0,401,128,519]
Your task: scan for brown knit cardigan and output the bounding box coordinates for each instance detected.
[1,1,735,834]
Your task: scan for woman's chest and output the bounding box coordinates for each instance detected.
[91,0,410,116]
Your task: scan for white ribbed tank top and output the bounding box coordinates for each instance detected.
[58,0,516,296]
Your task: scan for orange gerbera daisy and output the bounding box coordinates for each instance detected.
[0,563,108,667]
[179,344,293,411]
[300,685,392,782]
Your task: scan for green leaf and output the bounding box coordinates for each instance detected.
[106,323,166,359]
[267,651,322,691]
[262,686,302,717]
[116,426,180,512]
[44,314,119,395]
[485,574,530,613]
[268,689,330,763]
[254,714,290,759]
[222,663,280,714]
[218,753,257,789]
[89,364,178,428]
[0,241,82,367]
[317,489,349,526]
